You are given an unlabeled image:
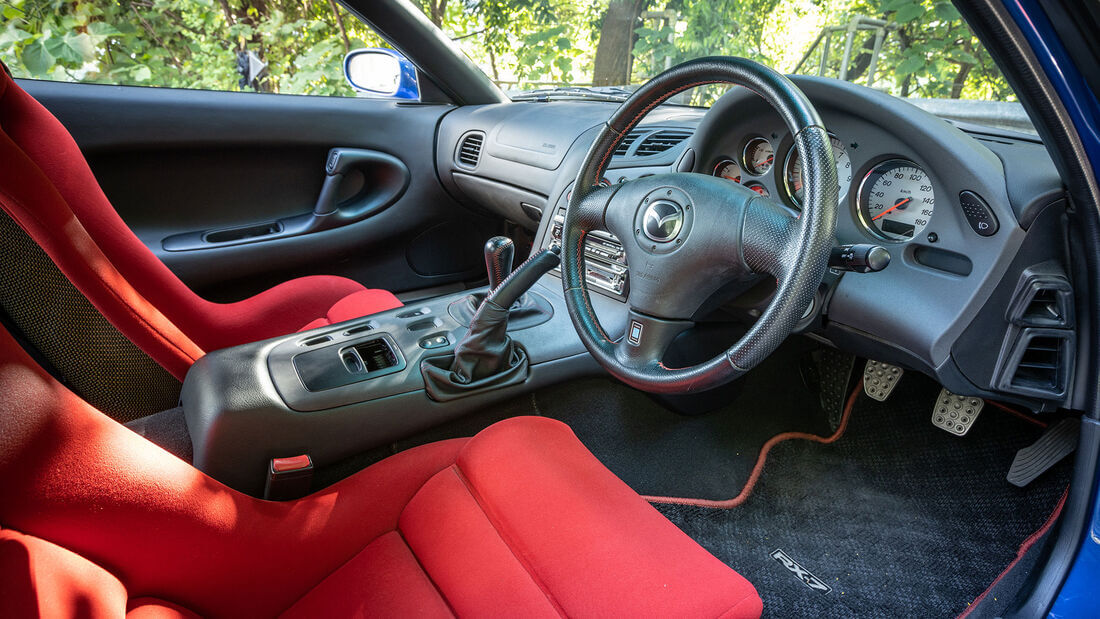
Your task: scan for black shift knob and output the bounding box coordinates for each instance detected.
[484,236,515,290]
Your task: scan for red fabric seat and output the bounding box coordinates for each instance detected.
[0,327,762,618]
[0,67,402,380]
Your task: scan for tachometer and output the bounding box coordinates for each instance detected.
[857,159,935,242]
[713,159,742,183]
[742,137,774,175]
[783,134,852,208]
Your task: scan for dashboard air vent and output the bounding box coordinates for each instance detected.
[1010,333,1067,394]
[613,129,645,156]
[1006,262,1073,328]
[635,129,693,156]
[457,132,485,168]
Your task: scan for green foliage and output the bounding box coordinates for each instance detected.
[0,0,385,95]
[0,0,1014,102]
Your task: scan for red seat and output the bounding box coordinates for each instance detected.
[0,67,402,380]
[0,327,762,617]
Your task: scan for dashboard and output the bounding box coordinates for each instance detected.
[434,75,1075,412]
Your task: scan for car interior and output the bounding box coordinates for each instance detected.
[1,0,1098,617]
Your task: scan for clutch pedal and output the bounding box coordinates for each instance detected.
[931,389,984,436]
[863,360,903,401]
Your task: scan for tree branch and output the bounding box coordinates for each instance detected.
[326,0,350,54]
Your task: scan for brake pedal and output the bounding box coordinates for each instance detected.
[1007,418,1079,487]
[863,360,903,401]
[932,389,983,436]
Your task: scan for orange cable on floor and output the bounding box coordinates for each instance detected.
[643,381,864,510]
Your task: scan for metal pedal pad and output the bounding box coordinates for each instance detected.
[863,360,903,401]
[932,389,984,436]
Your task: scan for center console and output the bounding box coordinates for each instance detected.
[546,209,630,300]
[182,274,627,496]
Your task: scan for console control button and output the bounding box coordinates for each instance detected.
[397,307,430,319]
[419,335,450,349]
[959,190,998,236]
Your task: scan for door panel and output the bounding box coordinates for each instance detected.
[18,79,494,298]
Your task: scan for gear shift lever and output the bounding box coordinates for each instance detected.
[484,236,515,290]
[422,246,561,401]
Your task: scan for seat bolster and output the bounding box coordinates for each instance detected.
[455,416,763,618]
[0,528,129,619]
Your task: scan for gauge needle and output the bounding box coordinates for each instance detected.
[873,197,911,221]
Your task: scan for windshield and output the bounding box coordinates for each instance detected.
[431,0,1028,131]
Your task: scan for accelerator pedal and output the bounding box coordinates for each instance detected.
[1007,417,1079,487]
[817,349,856,431]
[863,360,903,401]
[932,389,983,436]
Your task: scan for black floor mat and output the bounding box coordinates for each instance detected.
[654,374,1070,618]
[390,342,1069,617]
[396,337,833,499]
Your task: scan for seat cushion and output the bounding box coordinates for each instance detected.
[295,287,405,332]
[0,324,760,617]
[287,417,762,618]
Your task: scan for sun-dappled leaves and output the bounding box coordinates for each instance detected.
[0,0,1012,102]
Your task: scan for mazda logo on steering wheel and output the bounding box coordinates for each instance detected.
[642,200,684,242]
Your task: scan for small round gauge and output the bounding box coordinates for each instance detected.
[744,182,770,198]
[742,137,775,175]
[857,159,936,242]
[713,159,742,183]
[783,134,853,208]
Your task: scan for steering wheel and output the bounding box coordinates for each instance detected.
[561,57,838,394]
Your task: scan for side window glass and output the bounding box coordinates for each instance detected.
[0,0,406,97]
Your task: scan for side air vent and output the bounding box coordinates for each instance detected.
[613,129,645,156]
[1006,262,1073,328]
[456,132,485,168]
[634,129,693,156]
[995,261,1075,400]
[997,329,1072,398]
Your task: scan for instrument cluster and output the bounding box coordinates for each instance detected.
[711,133,935,243]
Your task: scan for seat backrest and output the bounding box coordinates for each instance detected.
[0,66,202,419]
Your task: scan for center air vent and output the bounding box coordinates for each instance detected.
[613,129,645,156]
[635,129,693,156]
[456,131,485,168]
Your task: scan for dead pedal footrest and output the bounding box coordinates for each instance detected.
[1007,417,1079,487]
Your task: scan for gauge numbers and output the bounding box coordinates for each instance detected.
[858,159,935,242]
[742,137,774,175]
[783,134,852,208]
[713,159,742,183]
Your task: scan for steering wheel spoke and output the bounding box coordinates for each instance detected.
[741,197,800,279]
[614,310,693,372]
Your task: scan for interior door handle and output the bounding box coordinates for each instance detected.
[314,147,384,216]
[161,147,409,251]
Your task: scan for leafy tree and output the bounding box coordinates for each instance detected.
[0,0,1014,102]
[1,0,385,95]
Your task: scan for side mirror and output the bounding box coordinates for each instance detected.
[343,48,419,100]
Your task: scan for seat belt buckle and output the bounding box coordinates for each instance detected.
[263,454,313,501]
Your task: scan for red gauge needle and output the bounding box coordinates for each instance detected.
[873,197,911,221]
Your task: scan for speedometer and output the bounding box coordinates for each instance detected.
[857,159,935,242]
[783,134,852,208]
